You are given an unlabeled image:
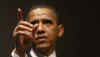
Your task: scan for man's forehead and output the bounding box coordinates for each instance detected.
[28,8,55,17]
[27,8,57,21]
[32,8,53,15]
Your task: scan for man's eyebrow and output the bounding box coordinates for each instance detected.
[43,19,54,24]
[28,18,38,22]
[42,18,54,22]
[43,18,52,20]
[30,19,38,22]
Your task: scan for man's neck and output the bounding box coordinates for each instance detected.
[33,46,55,56]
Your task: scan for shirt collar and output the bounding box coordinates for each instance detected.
[30,48,56,57]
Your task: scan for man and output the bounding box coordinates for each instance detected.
[11,5,64,57]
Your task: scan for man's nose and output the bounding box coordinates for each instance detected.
[37,23,45,34]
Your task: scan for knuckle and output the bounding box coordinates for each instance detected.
[19,21,33,28]
[18,25,24,28]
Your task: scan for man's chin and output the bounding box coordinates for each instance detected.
[35,43,50,49]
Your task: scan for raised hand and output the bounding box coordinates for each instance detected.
[13,8,37,57]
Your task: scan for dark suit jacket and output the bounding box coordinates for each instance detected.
[26,48,64,57]
[9,48,64,57]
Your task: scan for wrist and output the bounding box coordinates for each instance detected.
[15,48,26,57]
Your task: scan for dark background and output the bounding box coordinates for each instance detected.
[0,0,100,57]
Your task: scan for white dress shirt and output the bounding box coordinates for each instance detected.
[11,48,56,57]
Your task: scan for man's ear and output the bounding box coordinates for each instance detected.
[57,24,64,38]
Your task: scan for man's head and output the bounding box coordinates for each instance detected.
[25,5,64,49]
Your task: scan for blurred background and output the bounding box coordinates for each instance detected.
[0,0,100,57]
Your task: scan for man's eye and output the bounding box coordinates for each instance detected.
[31,21,38,25]
[43,20,53,24]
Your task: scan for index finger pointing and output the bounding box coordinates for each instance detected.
[17,8,23,21]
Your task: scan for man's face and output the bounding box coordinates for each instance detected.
[27,8,59,49]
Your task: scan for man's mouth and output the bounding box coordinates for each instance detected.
[36,36,48,42]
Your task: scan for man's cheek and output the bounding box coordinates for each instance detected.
[45,26,56,31]
[48,32,57,40]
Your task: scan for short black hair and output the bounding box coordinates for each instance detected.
[23,4,58,18]
[23,4,63,24]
